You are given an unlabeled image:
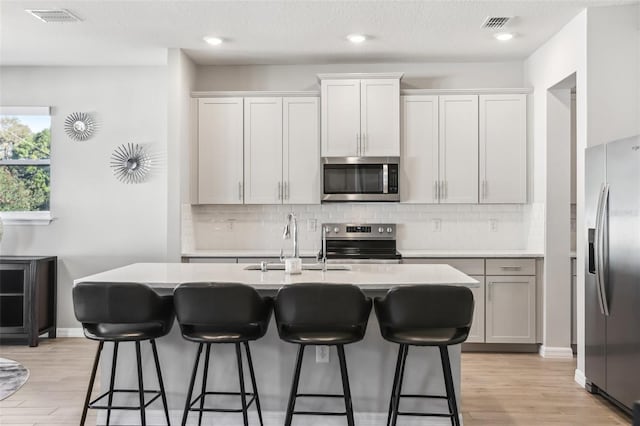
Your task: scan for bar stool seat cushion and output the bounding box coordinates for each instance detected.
[279,326,365,345]
[180,323,268,343]
[83,320,173,341]
[380,327,468,346]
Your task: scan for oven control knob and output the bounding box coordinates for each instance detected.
[378,227,384,233]
[333,227,340,233]
[386,227,393,233]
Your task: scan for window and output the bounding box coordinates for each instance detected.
[0,107,51,222]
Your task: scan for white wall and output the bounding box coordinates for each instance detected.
[195,61,524,91]
[166,50,197,260]
[0,66,168,328]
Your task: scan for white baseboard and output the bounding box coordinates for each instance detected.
[55,327,84,338]
[539,345,574,358]
[574,368,586,388]
[99,409,462,425]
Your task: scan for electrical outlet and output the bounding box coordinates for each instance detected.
[307,219,317,232]
[432,219,442,232]
[489,219,498,232]
[316,345,330,363]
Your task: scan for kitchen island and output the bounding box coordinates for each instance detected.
[75,262,477,425]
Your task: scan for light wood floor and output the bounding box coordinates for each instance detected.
[0,338,631,425]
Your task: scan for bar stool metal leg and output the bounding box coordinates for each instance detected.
[150,339,171,426]
[439,346,460,426]
[182,343,203,426]
[135,341,146,426]
[387,344,405,426]
[244,341,264,426]
[337,345,355,426]
[391,344,409,426]
[284,344,305,426]
[236,343,249,426]
[80,341,103,426]
[198,344,211,426]
[106,342,119,426]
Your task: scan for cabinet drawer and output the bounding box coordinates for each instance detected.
[486,259,535,276]
[402,258,484,275]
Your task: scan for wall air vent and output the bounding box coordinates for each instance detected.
[481,16,511,29]
[25,9,82,23]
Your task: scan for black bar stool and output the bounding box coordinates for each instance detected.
[274,283,372,426]
[375,285,474,426]
[173,282,272,426]
[72,282,175,426]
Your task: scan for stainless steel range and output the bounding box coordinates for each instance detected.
[319,223,402,263]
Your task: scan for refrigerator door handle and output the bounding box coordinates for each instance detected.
[594,184,606,315]
[598,184,610,316]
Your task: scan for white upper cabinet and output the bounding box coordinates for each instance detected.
[283,97,320,204]
[320,74,401,157]
[197,97,244,204]
[243,97,283,204]
[360,79,400,157]
[439,95,479,204]
[321,79,361,157]
[479,94,527,203]
[401,95,439,203]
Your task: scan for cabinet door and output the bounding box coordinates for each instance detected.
[467,276,486,343]
[485,275,536,343]
[360,79,400,156]
[439,95,479,204]
[479,94,527,203]
[321,80,360,157]
[197,98,244,204]
[244,97,283,204]
[400,95,439,203]
[283,97,320,204]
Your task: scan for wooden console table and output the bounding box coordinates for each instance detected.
[0,256,57,346]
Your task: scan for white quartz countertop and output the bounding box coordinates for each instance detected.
[182,249,544,258]
[399,249,544,258]
[182,249,319,258]
[75,262,478,290]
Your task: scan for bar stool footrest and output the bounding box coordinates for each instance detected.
[188,391,257,413]
[400,393,449,399]
[88,389,161,410]
[398,411,454,418]
[293,410,349,416]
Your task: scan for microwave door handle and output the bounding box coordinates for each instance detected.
[382,164,389,194]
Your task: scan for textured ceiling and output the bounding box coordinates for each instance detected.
[1,0,638,66]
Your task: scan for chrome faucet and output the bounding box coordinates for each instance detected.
[282,212,299,259]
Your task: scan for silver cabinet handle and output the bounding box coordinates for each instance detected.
[500,266,522,271]
[238,182,243,200]
[278,182,282,200]
[356,133,360,156]
[284,181,289,201]
[434,181,439,201]
[482,180,487,200]
[362,133,366,155]
[487,282,492,301]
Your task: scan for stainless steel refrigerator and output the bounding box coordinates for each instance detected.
[585,135,640,414]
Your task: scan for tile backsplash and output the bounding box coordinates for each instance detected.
[183,203,545,254]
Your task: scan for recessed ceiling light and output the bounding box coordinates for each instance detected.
[347,34,367,44]
[494,32,514,41]
[203,36,223,46]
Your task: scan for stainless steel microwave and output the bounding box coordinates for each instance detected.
[321,157,400,202]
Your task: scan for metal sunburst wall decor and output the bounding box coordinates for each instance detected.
[110,143,151,184]
[64,112,96,141]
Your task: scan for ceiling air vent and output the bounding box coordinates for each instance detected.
[481,16,511,29]
[25,9,82,23]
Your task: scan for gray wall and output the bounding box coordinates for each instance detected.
[0,66,169,328]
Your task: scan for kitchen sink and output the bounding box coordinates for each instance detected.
[243,263,351,271]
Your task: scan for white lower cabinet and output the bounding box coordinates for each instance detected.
[485,275,536,343]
